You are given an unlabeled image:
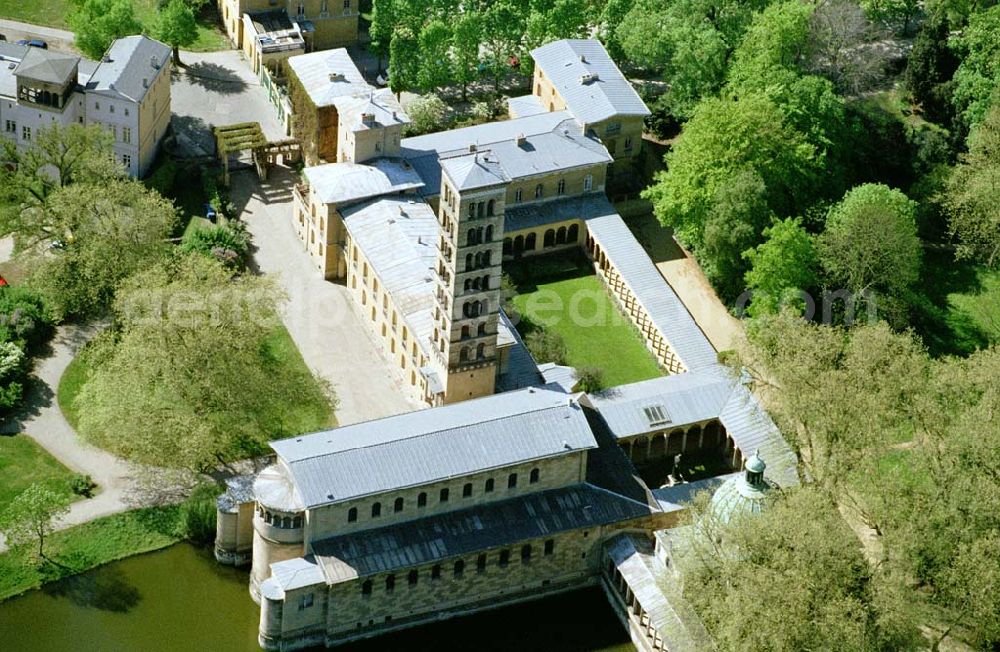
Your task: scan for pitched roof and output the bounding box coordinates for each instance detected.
[13,48,79,86]
[335,88,408,132]
[270,374,597,509]
[504,193,615,233]
[308,484,655,583]
[530,39,650,124]
[303,159,424,206]
[401,111,610,195]
[287,48,368,108]
[86,35,170,102]
[440,151,510,190]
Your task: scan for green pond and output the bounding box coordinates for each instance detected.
[0,544,634,652]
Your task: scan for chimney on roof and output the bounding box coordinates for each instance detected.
[362,112,375,123]
[468,143,477,153]
[142,78,148,89]
[328,72,343,82]
[580,72,599,84]
[150,56,160,69]
[579,54,587,63]
[515,133,526,146]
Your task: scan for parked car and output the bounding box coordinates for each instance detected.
[17,39,48,49]
[204,204,218,222]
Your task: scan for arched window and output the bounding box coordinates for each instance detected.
[487,199,495,216]
[503,238,512,255]
[454,559,465,577]
[476,343,486,359]
[525,232,536,251]
[292,515,302,528]
[264,511,272,524]
[480,300,488,316]
[485,224,494,241]
[461,325,470,339]
[467,228,477,246]
[567,223,579,243]
[463,482,473,497]
[440,487,450,502]
[465,253,473,271]
[556,226,567,244]
[557,179,566,195]
[534,183,543,199]
[508,473,518,489]
[484,251,492,266]
[513,235,524,254]
[472,277,481,291]
[468,203,476,219]
[394,497,404,512]
[386,574,396,592]
[282,516,291,528]
[477,322,487,336]
[408,570,419,585]
[460,346,470,362]
[544,229,555,247]
[371,502,381,518]
[361,580,373,596]
[417,492,427,507]
[474,252,483,269]
[464,278,472,292]
[485,478,494,492]
[481,275,490,290]
[530,468,540,484]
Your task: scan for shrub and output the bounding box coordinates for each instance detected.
[144,158,178,197]
[0,286,54,352]
[575,366,606,393]
[180,223,251,269]
[178,484,220,544]
[525,329,567,365]
[403,94,449,136]
[471,100,495,122]
[0,341,26,413]
[67,474,97,498]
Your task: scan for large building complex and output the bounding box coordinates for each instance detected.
[218,0,359,59]
[214,39,800,652]
[0,36,172,177]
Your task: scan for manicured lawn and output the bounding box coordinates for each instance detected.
[0,0,229,52]
[911,249,1000,357]
[58,324,335,435]
[0,435,76,505]
[0,506,183,601]
[508,252,662,387]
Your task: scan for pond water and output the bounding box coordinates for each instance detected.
[0,544,634,652]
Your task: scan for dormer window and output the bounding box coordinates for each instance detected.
[643,404,670,427]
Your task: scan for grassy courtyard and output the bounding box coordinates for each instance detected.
[507,252,662,388]
[0,435,76,505]
[0,0,229,52]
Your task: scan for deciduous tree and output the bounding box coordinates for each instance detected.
[154,0,199,66]
[0,483,71,561]
[69,0,143,60]
[743,218,818,317]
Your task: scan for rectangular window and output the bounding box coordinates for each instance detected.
[122,127,131,144]
[508,473,517,489]
[498,550,510,567]
[321,0,328,11]
[343,0,351,7]
[440,487,449,503]
[298,593,313,610]
[431,564,441,580]
[477,554,487,573]
[557,179,565,195]
[462,483,473,498]
[110,105,115,114]
[485,478,494,493]
[624,136,633,151]
[122,154,132,169]
[583,175,593,192]
[4,120,14,133]
[544,539,555,556]
[22,126,30,141]
[514,188,522,203]
[408,570,418,585]
[605,122,621,136]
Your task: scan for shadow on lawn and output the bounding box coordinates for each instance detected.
[910,248,991,357]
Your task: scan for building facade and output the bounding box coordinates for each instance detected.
[0,36,171,177]
[218,0,359,54]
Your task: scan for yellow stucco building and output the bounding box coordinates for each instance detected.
[218,0,359,56]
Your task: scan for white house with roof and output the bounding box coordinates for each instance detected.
[0,35,171,177]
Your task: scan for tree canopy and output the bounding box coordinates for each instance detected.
[0,483,71,560]
[154,0,199,66]
[69,0,143,60]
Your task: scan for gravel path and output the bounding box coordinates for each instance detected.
[0,323,136,552]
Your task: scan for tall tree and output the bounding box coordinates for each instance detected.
[368,0,397,71]
[950,4,1000,130]
[416,20,453,92]
[154,0,199,66]
[943,104,1000,267]
[26,179,178,318]
[904,10,960,126]
[480,0,527,95]
[388,26,419,97]
[0,484,71,561]
[69,0,143,60]
[818,184,922,325]
[450,11,483,102]
[743,217,818,317]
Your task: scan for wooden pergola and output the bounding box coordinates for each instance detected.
[214,122,302,185]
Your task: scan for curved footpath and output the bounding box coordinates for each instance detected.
[0,323,135,552]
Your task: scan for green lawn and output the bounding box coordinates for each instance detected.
[0,506,183,601]
[508,253,663,387]
[0,435,76,505]
[0,0,229,52]
[58,324,335,435]
[911,250,1000,357]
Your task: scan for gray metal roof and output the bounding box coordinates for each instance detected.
[340,195,439,362]
[336,88,408,132]
[718,383,799,487]
[14,48,79,86]
[401,111,610,196]
[605,533,717,651]
[585,211,718,371]
[86,36,170,102]
[507,93,547,118]
[504,192,614,233]
[270,386,598,508]
[303,159,424,206]
[287,48,368,108]
[538,362,577,393]
[269,555,326,593]
[309,483,655,583]
[441,151,509,190]
[530,39,651,125]
[495,308,544,393]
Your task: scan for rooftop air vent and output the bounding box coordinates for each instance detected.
[328,72,343,82]
[580,72,599,84]
[361,112,375,123]
[468,143,477,153]
[643,404,671,427]
[142,78,148,88]
[514,133,526,146]
[151,56,160,69]
[7,63,14,70]
[579,54,587,63]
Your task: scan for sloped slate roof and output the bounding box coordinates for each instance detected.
[287,48,368,108]
[504,193,614,233]
[718,383,799,487]
[310,483,655,582]
[270,386,598,508]
[531,39,650,125]
[441,151,510,190]
[87,35,170,102]
[303,159,424,206]
[335,88,408,131]
[585,210,718,372]
[14,48,79,85]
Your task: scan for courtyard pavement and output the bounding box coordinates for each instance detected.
[169,49,287,159]
[231,166,420,426]
[0,18,77,53]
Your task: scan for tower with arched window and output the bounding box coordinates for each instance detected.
[433,148,509,403]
